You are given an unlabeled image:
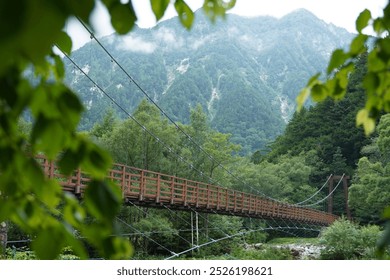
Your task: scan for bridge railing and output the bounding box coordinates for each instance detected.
[35,155,338,226]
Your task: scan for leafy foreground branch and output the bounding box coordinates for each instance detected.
[0,0,235,259]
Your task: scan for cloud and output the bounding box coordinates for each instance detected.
[155,27,176,43]
[117,35,156,53]
[154,27,184,48]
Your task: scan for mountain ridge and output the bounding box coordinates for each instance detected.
[65,9,354,154]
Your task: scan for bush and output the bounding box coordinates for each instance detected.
[320,218,381,259]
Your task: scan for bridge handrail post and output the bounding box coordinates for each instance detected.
[170,176,175,204]
[241,192,245,213]
[49,159,55,179]
[183,179,187,206]
[75,168,81,195]
[225,188,229,211]
[255,197,259,215]
[139,170,145,201]
[195,182,199,207]
[206,184,210,208]
[216,186,220,210]
[121,165,126,199]
[43,157,49,177]
[156,173,161,203]
[233,191,237,212]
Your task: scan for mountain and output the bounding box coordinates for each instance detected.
[64,9,354,154]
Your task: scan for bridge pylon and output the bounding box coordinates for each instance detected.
[327,175,351,219]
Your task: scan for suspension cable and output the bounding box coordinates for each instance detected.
[295,174,333,205]
[300,174,345,207]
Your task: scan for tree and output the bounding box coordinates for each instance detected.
[90,108,117,139]
[349,114,390,224]
[0,0,236,259]
[102,99,178,172]
[297,3,390,255]
[183,104,240,184]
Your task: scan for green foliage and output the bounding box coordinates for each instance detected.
[4,246,81,260]
[232,153,317,203]
[298,3,390,135]
[320,218,381,259]
[0,0,235,259]
[349,114,390,224]
[270,53,369,169]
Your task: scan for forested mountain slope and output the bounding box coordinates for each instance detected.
[65,9,354,154]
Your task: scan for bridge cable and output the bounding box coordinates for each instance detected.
[116,216,178,257]
[164,225,321,260]
[161,205,221,242]
[294,174,333,205]
[300,174,345,207]
[125,201,193,247]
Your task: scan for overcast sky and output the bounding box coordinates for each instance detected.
[67,0,388,50]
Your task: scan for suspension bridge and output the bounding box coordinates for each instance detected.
[37,155,338,226]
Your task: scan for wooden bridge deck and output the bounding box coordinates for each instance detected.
[36,155,338,226]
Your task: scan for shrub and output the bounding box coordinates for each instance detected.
[320,218,381,259]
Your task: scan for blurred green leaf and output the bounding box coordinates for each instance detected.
[311,84,327,102]
[202,0,236,22]
[327,49,348,74]
[54,31,72,55]
[363,72,380,92]
[383,206,390,219]
[63,193,86,227]
[356,108,375,135]
[57,87,84,129]
[377,221,390,257]
[67,0,95,22]
[150,0,170,21]
[84,180,121,223]
[81,144,112,179]
[110,2,137,34]
[53,55,65,79]
[32,227,64,259]
[356,9,371,33]
[58,149,84,175]
[100,236,133,260]
[31,116,67,159]
[174,0,194,29]
[350,34,368,56]
[296,73,321,110]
